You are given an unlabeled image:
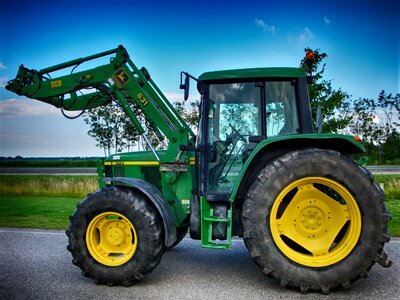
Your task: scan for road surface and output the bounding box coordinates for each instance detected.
[0,228,398,299]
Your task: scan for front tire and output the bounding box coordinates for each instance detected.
[241,148,391,293]
[66,186,165,286]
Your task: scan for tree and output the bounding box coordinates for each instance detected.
[83,102,139,156]
[300,48,351,133]
[135,99,199,151]
[173,100,199,133]
[84,98,199,156]
[347,91,400,163]
[381,131,400,163]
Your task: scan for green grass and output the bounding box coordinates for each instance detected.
[0,175,98,198]
[386,200,400,237]
[0,196,79,230]
[373,174,400,200]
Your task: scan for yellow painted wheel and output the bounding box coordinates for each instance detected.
[86,211,137,267]
[68,187,165,285]
[270,177,362,267]
[242,149,390,293]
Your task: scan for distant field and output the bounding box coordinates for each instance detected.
[0,159,98,168]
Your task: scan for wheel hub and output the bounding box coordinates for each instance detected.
[107,226,125,246]
[296,200,328,237]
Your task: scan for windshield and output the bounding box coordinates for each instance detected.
[205,80,300,194]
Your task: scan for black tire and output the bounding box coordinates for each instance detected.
[241,148,391,294]
[66,186,165,286]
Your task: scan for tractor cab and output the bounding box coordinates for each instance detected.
[197,67,313,196]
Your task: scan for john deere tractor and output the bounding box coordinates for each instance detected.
[6,45,391,293]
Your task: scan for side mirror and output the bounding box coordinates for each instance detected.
[180,72,190,101]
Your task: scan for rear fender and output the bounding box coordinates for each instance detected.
[230,134,365,204]
[105,177,177,247]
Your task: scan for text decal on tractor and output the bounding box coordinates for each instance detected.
[5,45,391,294]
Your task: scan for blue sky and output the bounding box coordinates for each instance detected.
[0,0,398,157]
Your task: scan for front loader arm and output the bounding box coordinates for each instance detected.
[6,45,195,161]
[7,63,118,110]
[5,46,127,110]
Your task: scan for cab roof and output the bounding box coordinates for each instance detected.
[199,67,306,81]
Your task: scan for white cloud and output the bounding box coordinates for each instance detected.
[0,62,6,69]
[255,19,276,35]
[164,92,185,103]
[0,76,7,88]
[296,27,315,44]
[0,98,59,118]
[324,16,331,25]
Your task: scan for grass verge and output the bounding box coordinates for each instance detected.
[386,200,400,237]
[0,175,398,236]
[374,174,400,200]
[0,196,79,230]
[0,196,399,237]
[0,175,98,198]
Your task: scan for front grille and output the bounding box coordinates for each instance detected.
[141,167,161,190]
[114,166,125,177]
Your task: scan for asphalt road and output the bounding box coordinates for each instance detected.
[0,228,398,299]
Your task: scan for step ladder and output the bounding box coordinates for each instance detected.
[200,196,232,249]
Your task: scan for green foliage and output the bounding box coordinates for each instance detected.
[0,175,98,198]
[83,98,199,155]
[347,91,400,163]
[83,102,139,156]
[301,48,351,133]
[0,196,79,230]
[301,49,399,163]
[381,131,400,163]
[173,100,199,132]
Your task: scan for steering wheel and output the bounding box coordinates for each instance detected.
[229,124,246,143]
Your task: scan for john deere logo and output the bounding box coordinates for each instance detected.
[112,69,130,87]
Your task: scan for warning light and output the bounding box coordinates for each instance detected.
[306,51,315,61]
[305,51,315,68]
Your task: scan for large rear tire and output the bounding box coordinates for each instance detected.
[241,148,391,293]
[66,186,165,286]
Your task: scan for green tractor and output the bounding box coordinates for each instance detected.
[6,46,391,293]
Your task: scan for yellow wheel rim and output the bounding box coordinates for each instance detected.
[86,212,137,266]
[270,177,361,267]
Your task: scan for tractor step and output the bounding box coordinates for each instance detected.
[200,196,232,250]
